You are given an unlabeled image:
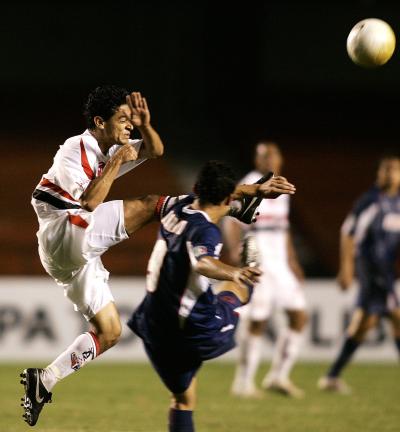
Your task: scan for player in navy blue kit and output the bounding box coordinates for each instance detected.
[128,161,297,432]
[319,156,400,393]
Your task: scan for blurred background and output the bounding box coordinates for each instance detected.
[1,1,399,277]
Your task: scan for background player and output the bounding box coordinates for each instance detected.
[128,160,296,432]
[227,141,307,398]
[319,155,400,393]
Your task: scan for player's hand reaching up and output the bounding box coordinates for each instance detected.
[126,91,151,128]
[258,176,296,199]
[233,266,262,289]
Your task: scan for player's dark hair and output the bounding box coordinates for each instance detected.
[84,85,129,129]
[194,160,237,206]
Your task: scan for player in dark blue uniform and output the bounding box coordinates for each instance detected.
[319,156,400,393]
[128,160,296,432]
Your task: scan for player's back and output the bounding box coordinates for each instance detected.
[130,196,224,346]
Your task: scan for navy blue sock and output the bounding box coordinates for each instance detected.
[395,338,400,358]
[327,337,360,378]
[169,409,194,432]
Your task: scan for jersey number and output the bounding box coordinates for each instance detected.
[146,239,168,292]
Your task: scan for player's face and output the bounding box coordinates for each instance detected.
[104,104,133,145]
[254,143,283,175]
[377,158,400,191]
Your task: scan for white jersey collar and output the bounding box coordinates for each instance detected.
[82,129,109,163]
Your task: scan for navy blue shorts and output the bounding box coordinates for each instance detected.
[129,291,243,394]
[356,284,399,316]
[355,259,399,316]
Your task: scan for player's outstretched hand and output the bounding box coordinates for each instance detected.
[233,266,262,289]
[115,143,139,163]
[126,91,151,128]
[258,176,296,199]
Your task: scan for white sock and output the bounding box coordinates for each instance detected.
[234,333,263,392]
[266,329,303,383]
[232,332,249,392]
[40,332,100,392]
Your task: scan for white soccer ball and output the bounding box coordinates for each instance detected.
[346,18,396,68]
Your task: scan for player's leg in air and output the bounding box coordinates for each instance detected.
[134,233,260,432]
[318,307,378,394]
[20,193,160,426]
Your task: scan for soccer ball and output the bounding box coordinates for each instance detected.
[346,18,396,68]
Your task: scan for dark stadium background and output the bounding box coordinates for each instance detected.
[0,1,399,277]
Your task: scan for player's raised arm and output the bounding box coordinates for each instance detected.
[232,175,296,200]
[126,91,164,158]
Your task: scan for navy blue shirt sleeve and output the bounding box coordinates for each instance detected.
[187,224,222,263]
[341,188,378,236]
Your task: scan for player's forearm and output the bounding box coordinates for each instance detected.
[232,184,260,200]
[340,235,354,270]
[137,124,164,158]
[339,235,355,274]
[337,234,355,290]
[79,155,123,211]
[195,256,237,282]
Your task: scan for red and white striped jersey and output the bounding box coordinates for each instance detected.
[241,170,290,264]
[32,129,145,215]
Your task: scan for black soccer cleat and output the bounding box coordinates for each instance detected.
[20,368,52,426]
[229,172,274,224]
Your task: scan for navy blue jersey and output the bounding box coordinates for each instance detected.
[131,195,229,349]
[342,187,400,283]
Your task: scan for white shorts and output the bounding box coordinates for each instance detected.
[245,263,306,321]
[36,200,129,320]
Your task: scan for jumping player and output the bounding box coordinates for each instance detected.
[21,86,296,426]
[128,160,297,432]
[319,155,400,393]
[228,142,307,398]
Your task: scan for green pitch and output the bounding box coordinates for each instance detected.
[1,362,399,432]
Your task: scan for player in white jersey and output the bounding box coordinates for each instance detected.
[20,86,297,426]
[20,85,165,426]
[227,142,307,398]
